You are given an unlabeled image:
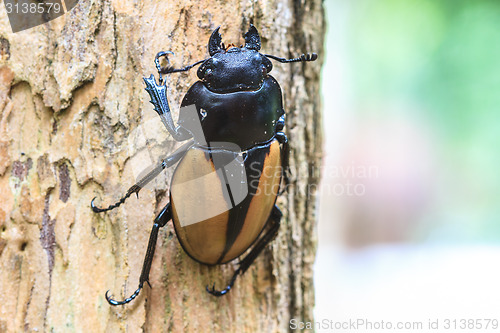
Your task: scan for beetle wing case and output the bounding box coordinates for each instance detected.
[170,139,282,265]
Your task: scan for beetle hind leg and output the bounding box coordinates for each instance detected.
[105,203,172,306]
[205,269,240,297]
[206,205,282,296]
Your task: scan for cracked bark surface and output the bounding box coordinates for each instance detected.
[0,1,324,332]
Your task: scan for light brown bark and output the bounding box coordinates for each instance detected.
[0,1,324,332]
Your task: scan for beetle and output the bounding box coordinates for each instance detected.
[91,24,317,305]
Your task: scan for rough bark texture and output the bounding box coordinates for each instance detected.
[0,1,324,332]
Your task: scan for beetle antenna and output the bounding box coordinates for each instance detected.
[265,53,318,63]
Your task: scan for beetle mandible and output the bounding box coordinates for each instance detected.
[91,24,317,305]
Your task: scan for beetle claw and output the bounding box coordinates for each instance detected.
[90,197,106,213]
[105,290,122,306]
[155,50,174,63]
[205,283,215,293]
[155,51,175,75]
[105,284,144,306]
[205,282,230,296]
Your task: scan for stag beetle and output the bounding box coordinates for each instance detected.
[91,24,317,305]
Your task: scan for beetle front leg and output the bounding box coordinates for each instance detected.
[206,205,282,296]
[155,51,206,76]
[143,51,204,141]
[106,203,172,306]
[143,75,193,141]
[91,140,193,213]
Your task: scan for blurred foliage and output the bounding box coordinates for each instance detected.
[337,0,500,242]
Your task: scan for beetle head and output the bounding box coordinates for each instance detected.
[197,25,273,93]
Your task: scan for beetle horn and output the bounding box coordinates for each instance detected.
[208,26,223,56]
[244,24,261,51]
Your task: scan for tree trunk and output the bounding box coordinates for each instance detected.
[0,1,324,332]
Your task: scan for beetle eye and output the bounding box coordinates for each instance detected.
[205,68,213,78]
[197,61,213,79]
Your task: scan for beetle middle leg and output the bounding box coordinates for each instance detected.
[106,203,172,305]
[206,205,282,296]
[91,140,193,213]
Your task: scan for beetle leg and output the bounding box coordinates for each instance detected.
[91,141,193,213]
[236,205,282,275]
[143,75,193,141]
[106,203,172,306]
[206,205,282,296]
[147,53,206,141]
[155,50,207,75]
[160,59,207,74]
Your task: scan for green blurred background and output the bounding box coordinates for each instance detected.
[315,0,500,328]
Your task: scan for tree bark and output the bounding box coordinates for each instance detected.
[0,1,324,332]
